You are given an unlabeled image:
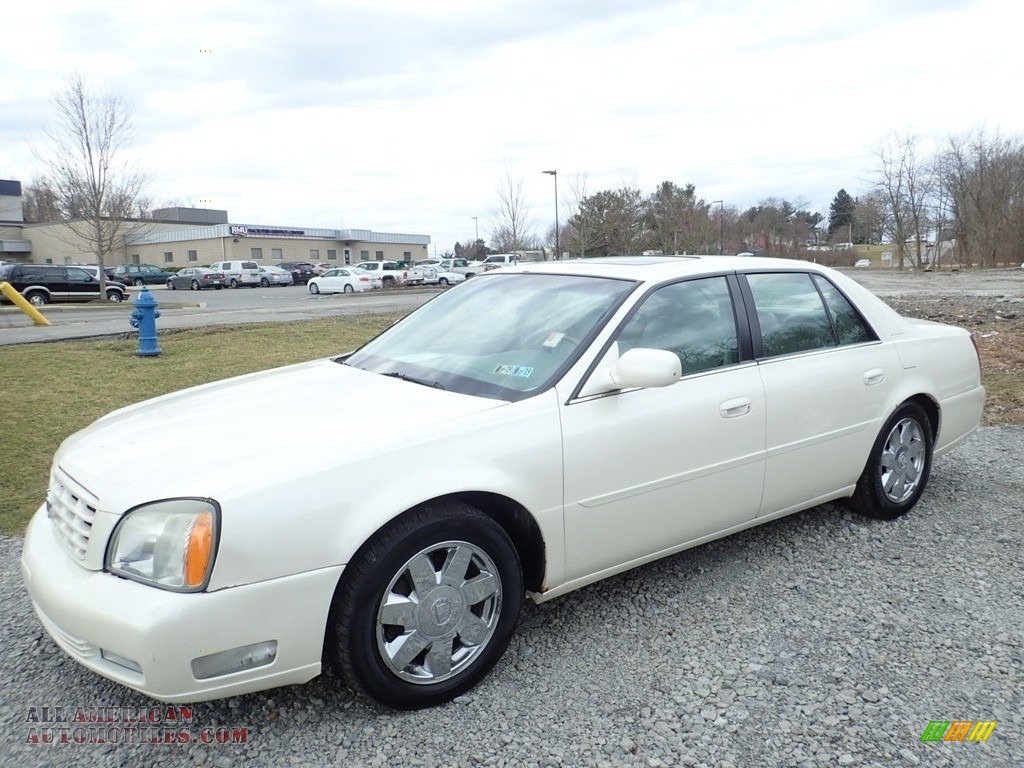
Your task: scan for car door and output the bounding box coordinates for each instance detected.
[741,271,898,515]
[64,266,98,301]
[559,275,767,582]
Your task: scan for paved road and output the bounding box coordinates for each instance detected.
[2,267,1021,347]
[0,284,441,346]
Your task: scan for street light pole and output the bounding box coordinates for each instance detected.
[542,170,558,260]
[712,200,724,254]
[471,216,479,258]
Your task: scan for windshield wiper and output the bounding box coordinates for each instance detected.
[381,371,446,390]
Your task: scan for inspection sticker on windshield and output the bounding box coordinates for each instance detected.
[493,364,534,378]
[542,332,565,348]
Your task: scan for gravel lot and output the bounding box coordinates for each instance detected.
[1,425,1022,768]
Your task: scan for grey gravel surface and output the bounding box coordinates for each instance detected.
[2,427,1022,768]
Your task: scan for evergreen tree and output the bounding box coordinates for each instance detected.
[827,189,856,239]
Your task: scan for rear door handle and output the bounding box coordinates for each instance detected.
[720,397,752,418]
[863,368,885,386]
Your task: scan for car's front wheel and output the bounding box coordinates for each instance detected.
[190,280,200,291]
[848,402,933,520]
[309,283,320,294]
[261,278,270,287]
[26,291,48,306]
[229,279,238,289]
[106,290,124,303]
[327,502,523,710]
[167,280,176,290]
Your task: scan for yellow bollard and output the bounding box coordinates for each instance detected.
[0,282,52,326]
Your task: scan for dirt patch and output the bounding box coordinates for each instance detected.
[882,294,1024,425]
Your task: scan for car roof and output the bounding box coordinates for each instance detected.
[498,255,837,282]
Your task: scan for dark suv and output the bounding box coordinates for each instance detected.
[113,264,175,286]
[0,263,130,305]
[278,262,317,285]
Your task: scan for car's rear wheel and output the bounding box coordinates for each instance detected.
[309,283,320,294]
[383,277,395,289]
[327,502,522,710]
[190,280,200,291]
[229,278,239,289]
[848,402,933,520]
[26,291,48,306]
[132,278,144,287]
[439,277,449,286]
[343,284,354,293]
[106,290,123,303]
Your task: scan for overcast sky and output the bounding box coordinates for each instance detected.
[2,0,1019,254]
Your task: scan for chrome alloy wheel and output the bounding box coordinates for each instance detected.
[879,417,925,503]
[376,540,502,684]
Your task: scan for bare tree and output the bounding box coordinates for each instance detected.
[490,167,534,253]
[20,178,62,222]
[34,73,150,297]
[875,131,933,269]
[564,173,602,257]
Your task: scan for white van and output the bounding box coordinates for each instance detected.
[209,260,260,288]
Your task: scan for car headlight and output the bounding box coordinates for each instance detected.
[106,499,220,592]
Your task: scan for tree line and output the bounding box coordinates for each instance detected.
[484,129,1024,268]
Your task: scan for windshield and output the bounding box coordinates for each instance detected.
[342,272,636,400]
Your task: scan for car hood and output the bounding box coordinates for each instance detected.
[56,358,505,511]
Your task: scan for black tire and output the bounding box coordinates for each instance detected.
[465,273,476,279]
[848,402,933,520]
[106,290,124,303]
[438,277,449,286]
[133,278,145,287]
[261,278,270,287]
[190,280,200,291]
[167,280,176,290]
[327,502,523,710]
[214,285,223,290]
[26,291,48,306]
[343,283,354,294]
[230,278,239,289]
[382,277,395,289]
[309,283,320,295]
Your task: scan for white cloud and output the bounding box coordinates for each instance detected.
[2,0,1019,251]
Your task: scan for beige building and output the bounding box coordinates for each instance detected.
[1,181,431,268]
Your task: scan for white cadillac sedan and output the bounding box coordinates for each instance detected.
[21,257,984,710]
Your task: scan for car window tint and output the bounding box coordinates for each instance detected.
[66,267,91,282]
[747,272,837,357]
[616,276,738,375]
[812,275,875,345]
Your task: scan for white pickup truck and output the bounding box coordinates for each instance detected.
[353,261,408,287]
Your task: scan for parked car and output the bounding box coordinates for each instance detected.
[77,265,120,281]
[434,270,466,287]
[307,268,375,294]
[0,263,129,304]
[113,264,175,286]
[279,262,317,285]
[257,265,294,287]
[20,257,984,711]
[348,266,383,289]
[854,259,872,268]
[208,260,260,289]
[167,267,226,291]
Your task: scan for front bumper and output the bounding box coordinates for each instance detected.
[21,504,343,703]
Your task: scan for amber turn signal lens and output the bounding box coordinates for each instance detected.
[184,511,214,588]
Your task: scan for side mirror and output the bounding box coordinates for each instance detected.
[578,345,681,397]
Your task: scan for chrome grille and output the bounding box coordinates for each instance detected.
[46,466,98,561]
